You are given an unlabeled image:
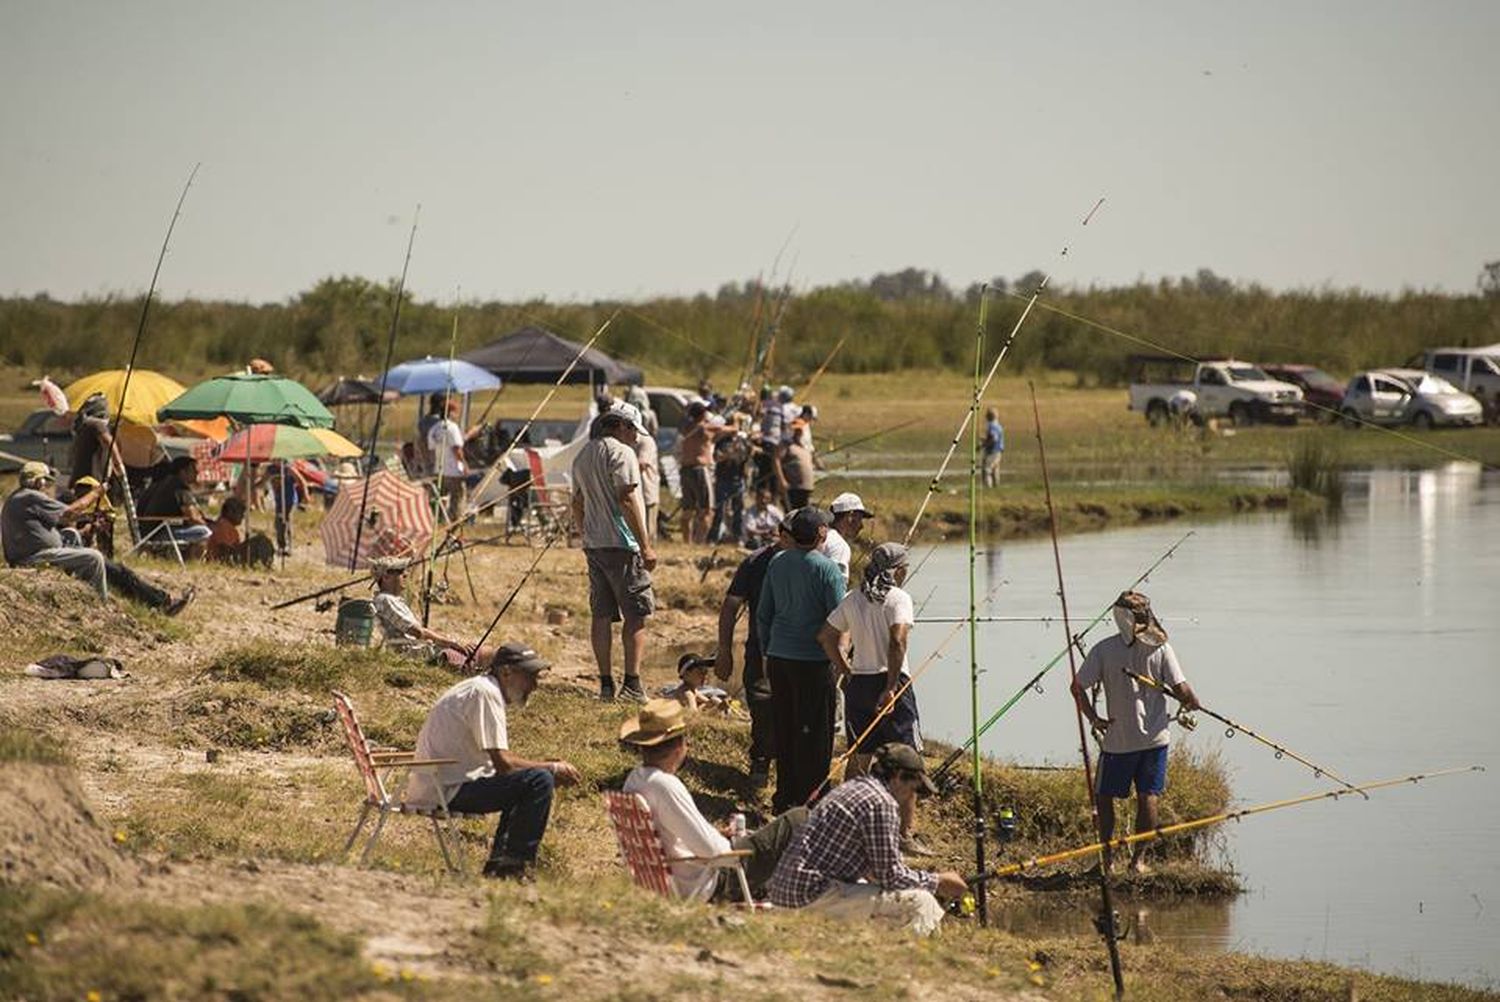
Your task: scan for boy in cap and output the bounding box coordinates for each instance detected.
[768,743,966,935]
[405,642,581,879]
[620,698,808,901]
[571,402,658,702]
[370,557,486,667]
[820,492,873,582]
[1070,590,1200,874]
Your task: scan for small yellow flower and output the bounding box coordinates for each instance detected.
[371,962,390,981]
[985,966,1001,978]
[25,932,39,946]
[1029,973,1046,987]
[600,900,613,910]
[87,992,103,1002]
[1027,960,1044,972]
[113,831,128,844]
[399,969,415,982]
[534,973,553,985]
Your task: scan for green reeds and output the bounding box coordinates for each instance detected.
[1287,432,1346,507]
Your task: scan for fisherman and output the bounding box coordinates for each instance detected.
[768,742,967,935]
[820,492,872,582]
[817,542,932,855]
[68,392,113,487]
[981,407,1005,487]
[427,397,468,521]
[404,642,580,880]
[137,455,213,558]
[67,475,114,558]
[1069,590,1201,874]
[571,401,657,703]
[715,520,792,788]
[755,506,845,812]
[621,699,807,901]
[781,421,815,511]
[2,462,193,614]
[369,557,487,667]
[677,401,737,544]
[709,423,750,544]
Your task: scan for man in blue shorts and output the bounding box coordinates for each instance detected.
[1071,590,1199,874]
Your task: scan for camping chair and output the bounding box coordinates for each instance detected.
[332,690,478,873]
[603,791,755,905]
[517,448,573,546]
[126,516,195,566]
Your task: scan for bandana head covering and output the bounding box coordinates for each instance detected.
[861,542,910,604]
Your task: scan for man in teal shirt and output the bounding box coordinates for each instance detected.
[756,507,846,812]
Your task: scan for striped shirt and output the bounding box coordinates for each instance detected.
[768,774,939,908]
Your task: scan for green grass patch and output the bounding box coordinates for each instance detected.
[0,726,71,766]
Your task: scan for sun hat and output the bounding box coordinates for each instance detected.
[619,698,689,747]
[370,556,411,577]
[783,506,832,545]
[829,492,873,517]
[874,743,938,796]
[19,461,55,485]
[490,641,551,674]
[1113,591,1169,647]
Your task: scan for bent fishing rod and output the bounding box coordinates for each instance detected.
[1125,670,1366,799]
[902,197,1105,547]
[820,418,923,459]
[1032,383,1125,996]
[930,530,1195,787]
[349,206,420,571]
[968,765,1484,885]
[460,536,557,671]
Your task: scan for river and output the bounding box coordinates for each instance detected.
[907,464,1499,989]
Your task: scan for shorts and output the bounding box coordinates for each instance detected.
[1096,746,1169,798]
[680,466,713,511]
[843,673,921,753]
[585,547,655,623]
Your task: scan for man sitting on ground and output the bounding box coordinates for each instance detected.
[2,462,192,614]
[621,698,807,901]
[769,743,966,936]
[370,557,487,668]
[137,455,212,557]
[404,642,580,879]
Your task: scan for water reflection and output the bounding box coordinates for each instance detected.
[991,894,1235,954]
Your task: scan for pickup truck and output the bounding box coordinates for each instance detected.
[1421,347,1500,416]
[1127,356,1304,426]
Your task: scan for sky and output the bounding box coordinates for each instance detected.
[2,1,1497,304]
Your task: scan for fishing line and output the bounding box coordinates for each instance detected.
[460,536,558,671]
[622,308,738,368]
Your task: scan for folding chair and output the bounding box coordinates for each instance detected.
[332,690,478,872]
[127,516,192,566]
[603,791,755,904]
[520,448,573,546]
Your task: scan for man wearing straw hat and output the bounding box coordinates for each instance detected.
[621,698,807,901]
[1070,590,1200,874]
[405,641,580,880]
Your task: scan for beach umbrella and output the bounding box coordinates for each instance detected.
[376,356,501,397]
[316,377,400,406]
[157,373,335,429]
[320,469,432,569]
[63,369,187,427]
[217,424,363,463]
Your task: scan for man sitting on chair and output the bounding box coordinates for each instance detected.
[621,698,807,902]
[137,455,212,558]
[370,557,489,668]
[404,642,580,880]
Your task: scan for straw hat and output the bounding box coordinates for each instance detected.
[618,698,688,747]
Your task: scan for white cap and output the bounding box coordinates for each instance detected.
[606,401,649,435]
[829,492,872,516]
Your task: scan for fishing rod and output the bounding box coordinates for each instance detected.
[422,302,462,626]
[820,418,923,458]
[799,333,847,403]
[902,197,1105,546]
[100,162,201,541]
[460,536,557,671]
[269,530,506,611]
[1032,382,1125,996]
[918,615,1197,624]
[969,765,1484,885]
[1124,670,1366,799]
[930,530,1195,787]
[964,285,989,925]
[349,206,420,572]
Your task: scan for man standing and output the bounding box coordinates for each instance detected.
[1070,590,1200,874]
[621,699,807,901]
[405,642,580,879]
[633,424,660,544]
[2,462,192,614]
[820,492,873,582]
[769,743,966,935]
[427,397,467,521]
[677,402,735,544]
[715,522,791,789]
[571,402,657,703]
[755,506,845,813]
[709,428,750,544]
[69,392,113,487]
[981,407,1005,487]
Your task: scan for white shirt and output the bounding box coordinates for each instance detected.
[427,418,465,479]
[1075,636,1187,754]
[405,675,508,808]
[819,528,851,581]
[622,765,730,901]
[824,586,914,675]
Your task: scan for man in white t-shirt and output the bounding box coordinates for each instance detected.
[426,397,468,520]
[819,491,872,582]
[405,642,581,879]
[817,542,930,855]
[1070,590,1200,874]
[620,699,807,901]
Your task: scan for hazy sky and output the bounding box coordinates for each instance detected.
[2,1,1496,304]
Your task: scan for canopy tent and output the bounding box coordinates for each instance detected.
[459,326,643,386]
[317,377,399,406]
[376,356,501,397]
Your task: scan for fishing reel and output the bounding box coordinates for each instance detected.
[994,806,1019,844]
[1093,908,1130,942]
[1174,708,1198,731]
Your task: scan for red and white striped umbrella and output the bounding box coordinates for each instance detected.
[320,470,433,570]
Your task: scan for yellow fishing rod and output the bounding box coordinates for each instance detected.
[1126,670,1366,799]
[970,765,1483,884]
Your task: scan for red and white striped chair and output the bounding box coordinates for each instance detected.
[603,791,754,904]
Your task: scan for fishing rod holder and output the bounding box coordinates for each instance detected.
[1093,908,1130,942]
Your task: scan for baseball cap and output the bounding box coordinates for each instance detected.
[490,641,551,674]
[829,492,873,517]
[19,461,55,484]
[874,742,938,795]
[606,401,650,436]
[783,506,832,545]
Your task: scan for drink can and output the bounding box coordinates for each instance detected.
[730,812,747,839]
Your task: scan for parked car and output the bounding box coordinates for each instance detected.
[1420,346,1500,419]
[1260,364,1345,420]
[1127,356,1303,426]
[1339,369,1484,429]
[0,409,73,473]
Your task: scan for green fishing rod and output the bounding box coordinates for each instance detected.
[931,529,1195,789]
[1125,670,1366,799]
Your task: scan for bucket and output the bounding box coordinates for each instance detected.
[335,598,375,648]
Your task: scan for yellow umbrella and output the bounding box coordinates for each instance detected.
[62,369,187,428]
[309,428,364,458]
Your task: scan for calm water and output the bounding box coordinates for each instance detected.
[908,464,1499,988]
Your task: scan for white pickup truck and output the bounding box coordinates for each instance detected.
[1127,356,1304,426]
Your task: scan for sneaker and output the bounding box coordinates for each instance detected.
[164,585,196,618]
[598,676,616,702]
[619,677,648,703]
[900,833,936,858]
[482,855,534,882]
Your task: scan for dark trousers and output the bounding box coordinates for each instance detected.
[766,655,836,814]
[710,476,745,543]
[444,767,555,863]
[743,645,774,764]
[786,488,812,510]
[717,806,809,901]
[105,561,170,608]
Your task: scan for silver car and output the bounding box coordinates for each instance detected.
[1340,368,1484,429]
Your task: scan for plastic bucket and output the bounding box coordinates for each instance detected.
[335,598,375,648]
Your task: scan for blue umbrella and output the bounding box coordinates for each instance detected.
[377,356,502,397]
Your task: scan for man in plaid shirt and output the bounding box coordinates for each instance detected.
[768,743,967,935]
